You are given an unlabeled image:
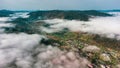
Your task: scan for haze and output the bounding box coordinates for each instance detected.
[0,0,120,10]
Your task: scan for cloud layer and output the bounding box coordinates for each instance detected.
[0,12,119,68]
[0,33,90,68]
[41,12,120,40]
[0,16,90,68]
[0,33,43,68]
[0,17,15,33]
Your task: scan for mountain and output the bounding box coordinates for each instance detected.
[99,10,120,12]
[29,10,112,21]
[0,10,14,17]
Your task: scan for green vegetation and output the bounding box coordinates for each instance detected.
[5,18,37,34]
[29,10,112,21]
[0,10,14,17]
[46,31,120,67]
[3,10,119,67]
[49,32,120,51]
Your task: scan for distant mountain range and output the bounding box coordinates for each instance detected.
[99,10,120,12]
[0,9,114,21]
[0,10,14,17]
[28,10,112,21]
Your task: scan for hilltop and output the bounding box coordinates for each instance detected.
[28,10,112,21]
[0,10,14,17]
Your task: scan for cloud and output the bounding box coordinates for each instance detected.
[0,12,120,68]
[10,12,30,19]
[0,17,10,22]
[41,12,120,40]
[0,33,90,68]
[0,17,15,33]
[0,33,44,68]
[0,16,91,68]
[34,46,90,68]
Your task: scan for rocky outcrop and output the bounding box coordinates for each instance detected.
[99,53,111,62]
[82,45,100,53]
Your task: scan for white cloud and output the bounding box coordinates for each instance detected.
[0,12,120,68]
[0,33,90,68]
[0,17,10,22]
[34,46,90,68]
[0,23,14,28]
[41,12,120,40]
[0,33,44,68]
[0,17,15,33]
[10,12,30,19]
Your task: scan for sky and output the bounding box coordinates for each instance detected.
[0,0,120,10]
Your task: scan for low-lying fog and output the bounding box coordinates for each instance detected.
[0,12,119,68]
[41,12,120,40]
